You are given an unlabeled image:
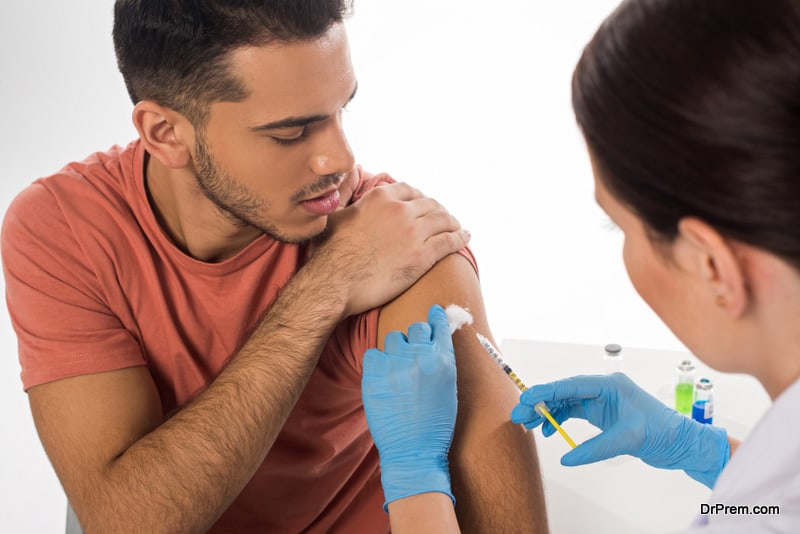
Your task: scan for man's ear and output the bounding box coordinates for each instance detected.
[131,101,194,169]
[676,217,748,317]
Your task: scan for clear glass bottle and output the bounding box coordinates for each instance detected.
[603,343,623,374]
[675,360,695,415]
[692,378,714,424]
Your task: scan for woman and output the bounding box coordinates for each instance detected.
[361,0,800,531]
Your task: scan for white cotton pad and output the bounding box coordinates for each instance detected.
[444,304,474,334]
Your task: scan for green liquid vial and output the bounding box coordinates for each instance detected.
[675,383,694,414]
[675,359,695,414]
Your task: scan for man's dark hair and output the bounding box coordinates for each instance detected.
[113,0,353,125]
[573,0,800,268]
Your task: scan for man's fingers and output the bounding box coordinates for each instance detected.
[373,181,425,202]
[413,201,460,232]
[419,231,471,269]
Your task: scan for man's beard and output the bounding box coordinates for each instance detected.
[193,134,342,245]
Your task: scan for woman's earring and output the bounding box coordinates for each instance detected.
[716,295,728,308]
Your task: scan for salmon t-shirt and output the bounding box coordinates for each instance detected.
[1,140,475,532]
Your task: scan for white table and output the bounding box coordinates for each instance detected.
[499,339,771,534]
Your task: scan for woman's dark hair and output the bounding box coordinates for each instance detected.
[573,0,800,268]
[113,0,353,125]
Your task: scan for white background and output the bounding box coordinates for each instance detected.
[0,2,688,531]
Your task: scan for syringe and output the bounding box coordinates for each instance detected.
[475,332,577,449]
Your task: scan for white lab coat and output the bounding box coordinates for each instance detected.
[680,377,800,532]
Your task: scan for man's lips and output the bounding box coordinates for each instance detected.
[299,189,341,216]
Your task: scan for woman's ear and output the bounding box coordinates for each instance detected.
[676,217,749,317]
[131,101,194,169]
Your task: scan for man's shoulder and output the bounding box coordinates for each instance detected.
[44,141,138,200]
[5,142,139,226]
[2,141,143,261]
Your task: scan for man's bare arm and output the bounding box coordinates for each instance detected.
[378,253,549,533]
[28,182,469,533]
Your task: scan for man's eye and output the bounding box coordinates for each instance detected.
[271,128,308,146]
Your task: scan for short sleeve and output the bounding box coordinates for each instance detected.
[2,182,144,390]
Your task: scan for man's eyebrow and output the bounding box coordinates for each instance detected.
[249,83,358,131]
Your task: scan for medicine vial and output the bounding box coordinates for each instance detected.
[675,360,695,415]
[603,343,623,374]
[692,378,714,424]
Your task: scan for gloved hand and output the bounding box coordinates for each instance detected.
[511,373,730,489]
[362,304,458,510]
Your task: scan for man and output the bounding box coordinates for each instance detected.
[1,2,547,532]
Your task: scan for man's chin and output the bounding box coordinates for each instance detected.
[261,220,329,245]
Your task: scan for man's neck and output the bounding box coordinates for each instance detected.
[144,155,263,263]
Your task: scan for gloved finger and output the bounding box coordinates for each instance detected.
[422,322,457,378]
[515,396,589,429]
[511,402,544,427]
[519,375,611,407]
[427,304,454,354]
[362,348,385,374]
[547,400,589,426]
[541,420,556,437]
[560,425,630,467]
[384,330,410,354]
[362,348,387,395]
[517,385,555,408]
[539,404,580,436]
[407,321,433,345]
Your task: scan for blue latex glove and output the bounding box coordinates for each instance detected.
[511,373,730,489]
[362,304,458,510]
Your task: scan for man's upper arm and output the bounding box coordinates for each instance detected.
[377,253,549,533]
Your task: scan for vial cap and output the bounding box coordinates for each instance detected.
[604,343,622,355]
[695,378,713,390]
[678,359,695,372]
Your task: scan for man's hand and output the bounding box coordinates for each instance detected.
[314,182,470,317]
